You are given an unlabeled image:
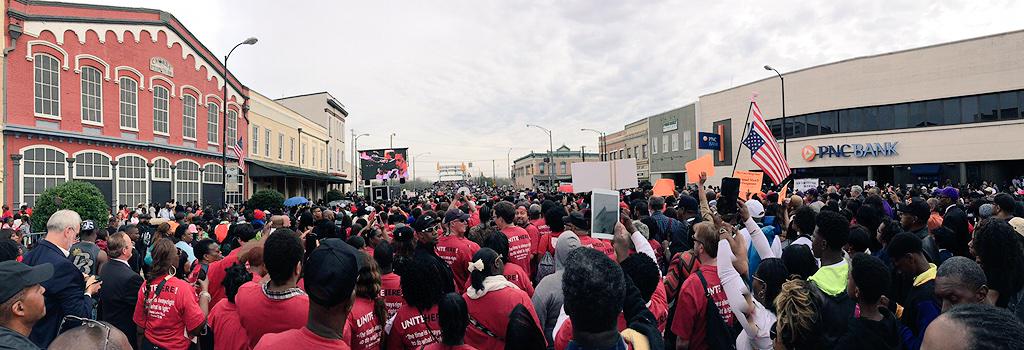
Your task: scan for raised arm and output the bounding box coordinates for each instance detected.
[717,237,759,341]
[697,172,714,222]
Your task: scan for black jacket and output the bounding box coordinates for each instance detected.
[22,240,94,348]
[811,282,857,348]
[942,206,970,256]
[0,325,38,350]
[97,259,144,348]
[836,307,902,350]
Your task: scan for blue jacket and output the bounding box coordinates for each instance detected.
[650,211,690,254]
[22,239,94,348]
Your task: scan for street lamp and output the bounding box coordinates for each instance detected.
[221,36,257,209]
[581,128,605,161]
[389,133,397,148]
[507,148,512,180]
[412,152,431,180]
[352,132,369,194]
[526,124,554,190]
[764,64,787,158]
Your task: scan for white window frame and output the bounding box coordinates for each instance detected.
[202,163,223,184]
[117,154,148,208]
[21,146,68,207]
[119,77,139,131]
[152,158,172,181]
[264,129,271,157]
[683,131,692,151]
[34,54,62,119]
[73,151,112,180]
[152,85,170,136]
[174,160,201,205]
[252,125,260,156]
[207,103,219,145]
[182,95,197,141]
[226,110,238,145]
[278,133,284,159]
[80,66,103,126]
[671,133,679,152]
[662,135,669,153]
[652,139,658,154]
[290,137,295,162]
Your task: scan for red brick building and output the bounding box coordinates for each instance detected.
[5,1,249,209]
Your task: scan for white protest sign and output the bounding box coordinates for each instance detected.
[863,180,877,188]
[590,189,619,240]
[570,159,639,193]
[794,178,819,193]
[457,186,471,195]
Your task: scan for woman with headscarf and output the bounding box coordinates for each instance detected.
[461,248,540,350]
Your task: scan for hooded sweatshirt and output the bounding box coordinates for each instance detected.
[532,231,582,349]
[836,307,902,350]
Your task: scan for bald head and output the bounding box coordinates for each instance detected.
[49,321,131,350]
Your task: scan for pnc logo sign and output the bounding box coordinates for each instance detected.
[802,142,898,162]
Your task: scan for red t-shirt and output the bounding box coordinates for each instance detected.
[422,344,478,350]
[670,265,733,350]
[501,226,533,277]
[254,327,351,350]
[462,287,540,350]
[503,263,534,297]
[537,231,563,257]
[435,235,481,290]
[208,299,250,350]
[385,304,441,350]
[207,248,240,306]
[342,297,384,350]
[553,281,670,350]
[524,224,541,257]
[380,273,404,319]
[534,224,552,255]
[132,276,205,350]
[235,281,310,347]
[577,235,615,261]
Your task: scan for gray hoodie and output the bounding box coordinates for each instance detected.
[532,231,581,349]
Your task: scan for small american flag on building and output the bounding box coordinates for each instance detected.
[742,101,791,184]
[231,137,244,167]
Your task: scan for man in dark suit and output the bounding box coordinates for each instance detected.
[936,187,971,257]
[22,209,102,348]
[98,231,143,348]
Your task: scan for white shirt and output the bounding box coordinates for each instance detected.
[113,258,131,268]
[55,242,70,257]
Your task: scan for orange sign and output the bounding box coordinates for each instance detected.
[653,179,676,197]
[685,154,714,184]
[801,145,816,162]
[778,184,789,204]
[733,170,763,199]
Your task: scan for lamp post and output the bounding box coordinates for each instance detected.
[507,147,512,182]
[764,65,787,158]
[389,133,396,148]
[526,124,554,190]
[221,37,257,209]
[352,131,369,194]
[412,152,430,180]
[581,128,605,161]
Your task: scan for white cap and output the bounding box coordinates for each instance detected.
[745,199,765,219]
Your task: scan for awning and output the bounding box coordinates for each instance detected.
[247,160,351,184]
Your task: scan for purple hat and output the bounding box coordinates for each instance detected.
[936,187,960,201]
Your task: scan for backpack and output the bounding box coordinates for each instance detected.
[695,269,737,350]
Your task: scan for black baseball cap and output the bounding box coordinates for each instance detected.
[677,195,699,213]
[443,208,470,224]
[898,198,930,221]
[563,211,591,230]
[393,226,415,241]
[303,239,362,308]
[412,214,439,232]
[0,261,53,303]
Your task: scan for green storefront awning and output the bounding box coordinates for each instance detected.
[247,160,351,184]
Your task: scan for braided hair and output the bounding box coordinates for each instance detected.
[773,276,822,349]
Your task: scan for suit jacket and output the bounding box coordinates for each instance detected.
[22,239,94,348]
[98,259,144,348]
[942,206,970,256]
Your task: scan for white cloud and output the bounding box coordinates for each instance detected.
[64,0,1024,179]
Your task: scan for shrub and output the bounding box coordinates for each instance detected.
[247,189,285,213]
[326,189,344,202]
[31,181,110,233]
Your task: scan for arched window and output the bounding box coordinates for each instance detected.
[74,151,111,179]
[118,155,147,207]
[153,86,169,135]
[175,160,200,204]
[80,66,102,124]
[182,95,197,140]
[207,103,219,144]
[152,158,171,180]
[34,54,61,117]
[203,163,222,184]
[23,147,67,206]
[119,77,138,130]
[226,110,238,144]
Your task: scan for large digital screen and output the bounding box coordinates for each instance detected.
[359,148,409,181]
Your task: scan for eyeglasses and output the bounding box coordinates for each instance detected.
[58,315,111,349]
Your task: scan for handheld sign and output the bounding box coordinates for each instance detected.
[590,189,619,240]
[733,170,763,199]
[697,132,722,150]
[794,178,819,193]
[570,159,639,193]
[652,179,676,197]
[685,154,715,184]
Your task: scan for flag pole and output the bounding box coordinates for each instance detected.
[731,101,755,175]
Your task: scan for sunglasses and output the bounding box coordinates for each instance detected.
[59,315,111,349]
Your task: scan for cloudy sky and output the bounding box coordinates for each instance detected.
[69,0,1024,179]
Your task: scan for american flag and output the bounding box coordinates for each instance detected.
[231,137,244,167]
[742,101,791,184]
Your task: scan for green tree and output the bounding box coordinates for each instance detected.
[30,181,110,233]
[247,189,285,213]
[325,189,344,202]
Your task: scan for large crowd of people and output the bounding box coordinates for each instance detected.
[3,176,1024,350]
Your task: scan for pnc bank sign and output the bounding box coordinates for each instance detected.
[801,142,898,162]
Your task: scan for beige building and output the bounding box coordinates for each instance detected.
[698,30,1024,187]
[247,91,347,200]
[512,145,599,189]
[275,92,350,187]
[623,118,650,182]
